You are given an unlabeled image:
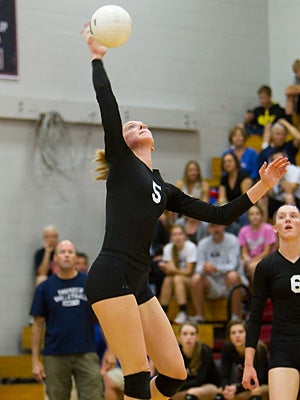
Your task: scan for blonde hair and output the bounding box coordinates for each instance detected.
[93,149,109,180]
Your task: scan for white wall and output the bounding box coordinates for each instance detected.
[0,0,271,354]
[269,0,300,106]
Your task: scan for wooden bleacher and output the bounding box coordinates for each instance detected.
[22,325,44,351]
[168,297,228,349]
[0,354,44,400]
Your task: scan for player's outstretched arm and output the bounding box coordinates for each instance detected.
[246,156,289,204]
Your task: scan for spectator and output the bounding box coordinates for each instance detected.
[285,58,300,127]
[257,118,300,169]
[222,125,259,181]
[191,224,248,323]
[176,160,210,203]
[244,85,288,136]
[218,153,253,233]
[75,251,89,273]
[30,240,105,400]
[218,153,253,206]
[218,319,269,400]
[176,215,209,245]
[171,321,220,400]
[238,204,277,286]
[100,348,124,400]
[34,225,59,286]
[149,210,175,296]
[266,150,300,218]
[159,224,197,324]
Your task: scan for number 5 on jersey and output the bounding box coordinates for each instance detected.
[152,181,162,204]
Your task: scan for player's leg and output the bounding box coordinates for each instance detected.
[92,295,151,400]
[269,367,299,400]
[139,296,187,400]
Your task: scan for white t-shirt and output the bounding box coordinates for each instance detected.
[162,240,197,270]
[196,232,248,285]
[272,163,300,201]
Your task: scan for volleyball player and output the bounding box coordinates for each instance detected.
[82,27,289,400]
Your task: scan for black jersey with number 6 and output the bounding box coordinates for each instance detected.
[246,250,300,348]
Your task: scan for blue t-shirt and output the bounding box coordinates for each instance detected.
[222,148,258,181]
[257,140,299,170]
[30,272,97,355]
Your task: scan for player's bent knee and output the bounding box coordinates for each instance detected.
[124,371,151,399]
[155,373,186,397]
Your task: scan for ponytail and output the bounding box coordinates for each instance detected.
[93,149,109,180]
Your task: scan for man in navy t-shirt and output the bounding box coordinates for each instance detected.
[30,240,105,400]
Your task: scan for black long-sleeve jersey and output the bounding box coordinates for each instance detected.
[220,342,268,393]
[246,250,300,348]
[180,343,220,389]
[92,59,253,269]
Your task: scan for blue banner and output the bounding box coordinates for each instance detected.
[0,0,18,78]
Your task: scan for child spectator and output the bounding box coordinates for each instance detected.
[244,85,288,136]
[238,204,276,285]
[159,224,197,324]
[171,321,220,400]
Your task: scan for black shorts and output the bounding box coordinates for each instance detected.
[269,340,300,371]
[85,252,155,305]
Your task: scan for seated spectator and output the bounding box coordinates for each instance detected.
[266,150,300,218]
[285,58,300,127]
[100,348,124,400]
[191,224,248,323]
[218,153,253,233]
[217,319,269,400]
[34,224,59,286]
[176,160,210,202]
[244,85,288,136]
[149,210,175,296]
[222,125,259,181]
[238,204,277,286]
[159,224,197,324]
[75,251,89,273]
[257,118,300,169]
[176,215,209,245]
[170,321,220,400]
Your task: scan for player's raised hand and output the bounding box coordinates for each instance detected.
[258,156,289,190]
[81,22,107,60]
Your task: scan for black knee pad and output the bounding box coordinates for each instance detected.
[155,373,186,397]
[124,371,151,399]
